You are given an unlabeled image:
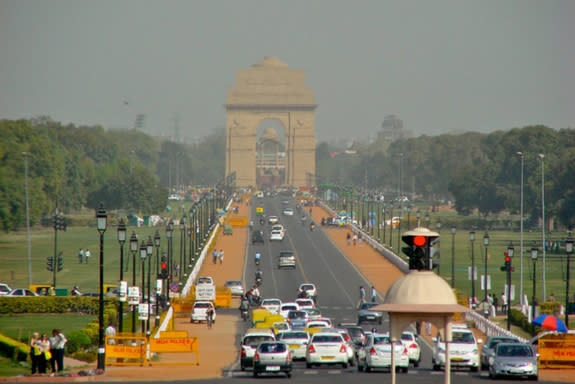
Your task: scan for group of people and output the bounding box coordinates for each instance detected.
[359,285,377,305]
[245,285,261,306]
[29,329,67,375]
[77,248,91,264]
[346,232,362,246]
[212,249,224,264]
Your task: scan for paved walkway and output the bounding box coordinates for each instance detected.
[3,199,573,382]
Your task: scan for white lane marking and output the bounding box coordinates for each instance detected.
[327,370,341,374]
[303,370,318,375]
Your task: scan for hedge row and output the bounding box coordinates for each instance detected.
[509,308,540,335]
[0,334,29,362]
[0,296,118,314]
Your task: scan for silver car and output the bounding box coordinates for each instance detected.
[253,341,292,378]
[489,343,538,380]
[480,336,519,370]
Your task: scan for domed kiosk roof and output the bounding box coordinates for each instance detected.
[374,271,470,313]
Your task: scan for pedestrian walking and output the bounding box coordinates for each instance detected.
[493,295,499,313]
[206,306,214,329]
[346,232,351,246]
[370,285,377,302]
[358,232,363,245]
[500,292,508,312]
[353,234,358,246]
[219,249,224,264]
[78,248,84,264]
[105,322,116,344]
[426,322,432,336]
[212,249,218,264]
[359,285,366,306]
[84,249,91,264]
[49,329,66,372]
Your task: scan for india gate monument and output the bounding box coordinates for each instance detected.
[225,57,316,188]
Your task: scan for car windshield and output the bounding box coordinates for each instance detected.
[197,278,211,284]
[401,333,414,341]
[225,281,240,287]
[488,337,518,348]
[194,303,211,308]
[296,299,313,306]
[279,332,308,340]
[282,305,297,311]
[312,335,342,343]
[346,328,364,338]
[288,311,307,319]
[373,336,391,345]
[243,335,275,347]
[259,343,287,353]
[452,331,475,343]
[263,300,281,306]
[359,302,378,310]
[497,345,533,357]
[300,284,314,291]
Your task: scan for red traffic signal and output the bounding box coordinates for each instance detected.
[505,256,511,263]
[161,263,167,269]
[413,236,427,247]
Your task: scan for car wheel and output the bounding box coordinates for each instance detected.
[349,357,355,367]
[414,359,420,368]
[481,363,486,370]
[241,365,245,371]
[470,366,479,372]
[402,366,408,373]
[306,362,312,369]
[529,375,538,381]
[357,363,364,372]
[433,363,441,371]
[365,365,371,373]
[286,372,292,378]
[341,362,348,369]
[253,371,258,377]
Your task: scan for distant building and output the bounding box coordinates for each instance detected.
[378,115,410,142]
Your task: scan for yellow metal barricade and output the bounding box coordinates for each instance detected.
[538,333,575,368]
[215,286,232,308]
[228,215,248,226]
[105,335,148,366]
[149,336,200,366]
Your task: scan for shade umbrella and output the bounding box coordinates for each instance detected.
[532,314,568,332]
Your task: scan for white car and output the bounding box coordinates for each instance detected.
[0,283,13,296]
[295,298,315,311]
[282,208,294,216]
[268,216,279,225]
[306,320,332,330]
[297,283,318,301]
[277,330,310,360]
[280,302,300,319]
[5,288,38,297]
[223,280,244,296]
[261,298,282,315]
[432,324,481,371]
[271,224,285,233]
[357,333,409,373]
[269,230,284,241]
[190,301,216,323]
[306,332,349,368]
[400,331,421,367]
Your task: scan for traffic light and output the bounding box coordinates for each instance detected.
[160,263,168,279]
[46,256,54,272]
[57,255,64,272]
[402,235,428,270]
[500,254,512,272]
[402,229,439,270]
[53,215,67,231]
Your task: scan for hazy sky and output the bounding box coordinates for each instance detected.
[1,1,573,141]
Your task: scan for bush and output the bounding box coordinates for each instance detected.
[539,301,562,315]
[510,308,541,335]
[65,331,91,355]
[0,334,29,362]
[0,297,118,314]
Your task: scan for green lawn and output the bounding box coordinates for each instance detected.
[0,356,29,377]
[0,313,95,343]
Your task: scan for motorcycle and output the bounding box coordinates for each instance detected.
[309,223,315,231]
[254,253,261,266]
[241,308,249,321]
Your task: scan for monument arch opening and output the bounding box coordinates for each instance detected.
[225,57,316,188]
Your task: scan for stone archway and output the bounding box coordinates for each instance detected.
[225,57,316,188]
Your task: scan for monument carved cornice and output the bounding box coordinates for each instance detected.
[224,104,317,111]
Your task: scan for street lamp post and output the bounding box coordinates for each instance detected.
[451,227,456,288]
[179,217,186,286]
[146,237,153,335]
[538,154,547,300]
[470,230,476,306]
[416,210,421,228]
[436,219,442,275]
[483,232,490,303]
[565,234,573,328]
[531,247,539,336]
[153,231,161,327]
[139,241,147,336]
[517,152,525,306]
[129,232,139,333]
[165,221,173,304]
[95,204,107,371]
[424,211,430,228]
[116,219,127,333]
[23,152,32,287]
[507,243,514,330]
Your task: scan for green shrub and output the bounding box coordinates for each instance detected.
[0,297,118,314]
[65,331,91,355]
[71,350,97,363]
[539,301,561,315]
[0,334,29,362]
